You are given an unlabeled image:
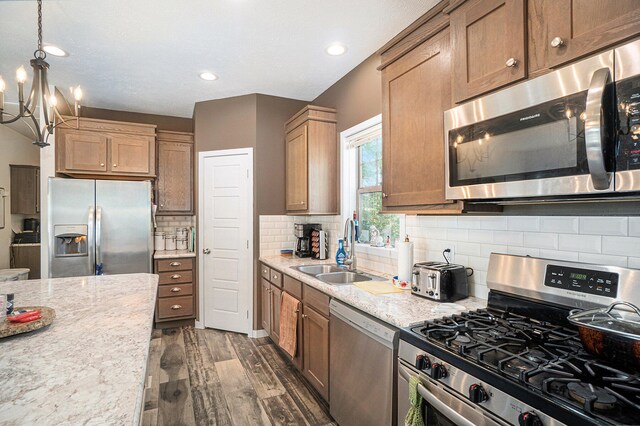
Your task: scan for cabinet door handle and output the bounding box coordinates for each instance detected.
[113,164,117,167]
[301,314,308,319]
[382,192,388,198]
[170,287,181,293]
[171,274,182,279]
[505,57,518,68]
[100,163,105,167]
[171,304,182,310]
[170,262,181,266]
[550,36,564,48]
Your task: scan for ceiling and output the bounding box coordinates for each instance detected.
[0,0,438,123]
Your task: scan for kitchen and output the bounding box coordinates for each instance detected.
[1,0,640,425]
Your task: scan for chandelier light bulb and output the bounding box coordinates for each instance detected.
[49,94,58,107]
[0,77,5,92]
[16,66,27,83]
[73,86,83,101]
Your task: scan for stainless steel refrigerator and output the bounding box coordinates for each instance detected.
[48,178,153,278]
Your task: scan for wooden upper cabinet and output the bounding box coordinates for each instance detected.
[285,106,338,215]
[450,0,526,103]
[285,124,308,211]
[382,29,454,208]
[109,134,154,174]
[528,0,640,75]
[10,165,40,215]
[156,131,194,215]
[56,116,156,179]
[59,129,108,172]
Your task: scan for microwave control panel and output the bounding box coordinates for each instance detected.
[545,265,619,298]
[617,76,640,170]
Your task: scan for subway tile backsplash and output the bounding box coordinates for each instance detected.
[260,214,640,301]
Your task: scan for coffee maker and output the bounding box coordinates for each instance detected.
[294,223,320,258]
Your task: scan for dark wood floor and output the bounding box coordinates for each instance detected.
[142,327,335,426]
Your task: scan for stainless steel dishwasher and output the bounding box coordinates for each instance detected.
[329,299,399,426]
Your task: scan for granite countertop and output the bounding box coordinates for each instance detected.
[154,249,196,259]
[259,256,486,328]
[0,273,158,425]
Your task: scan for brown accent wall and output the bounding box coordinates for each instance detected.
[82,106,194,132]
[256,95,308,215]
[312,53,383,133]
[193,93,307,330]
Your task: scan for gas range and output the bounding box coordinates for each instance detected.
[397,254,640,426]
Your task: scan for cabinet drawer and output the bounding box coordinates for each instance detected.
[261,263,271,280]
[159,270,193,285]
[303,284,330,317]
[283,275,302,299]
[157,296,194,319]
[158,283,193,298]
[270,270,283,287]
[157,258,194,272]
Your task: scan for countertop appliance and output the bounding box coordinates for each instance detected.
[48,178,153,278]
[411,261,469,302]
[398,253,640,426]
[14,217,40,244]
[330,299,399,426]
[294,223,318,258]
[445,38,640,201]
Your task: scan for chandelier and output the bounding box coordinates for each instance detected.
[0,0,83,148]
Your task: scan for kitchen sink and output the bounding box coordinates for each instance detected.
[293,264,345,276]
[315,271,377,285]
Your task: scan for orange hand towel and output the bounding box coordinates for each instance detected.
[279,292,300,358]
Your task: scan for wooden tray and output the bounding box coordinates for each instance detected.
[0,306,55,339]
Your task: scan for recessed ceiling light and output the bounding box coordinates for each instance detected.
[43,44,69,57]
[326,43,347,56]
[200,72,218,81]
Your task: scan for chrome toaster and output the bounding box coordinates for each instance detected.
[411,261,469,302]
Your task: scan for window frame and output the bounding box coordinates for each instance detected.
[340,114,405,248]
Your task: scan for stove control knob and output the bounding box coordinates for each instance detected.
[415,354,431,371]
[468,384,488,403]
[518,412,542,426]
[430,363,447,380]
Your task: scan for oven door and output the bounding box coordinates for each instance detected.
[444,49,615,200]
[397,361,508,426]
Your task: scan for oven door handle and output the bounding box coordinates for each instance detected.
[416,383,476,426]
[584,67,612,191]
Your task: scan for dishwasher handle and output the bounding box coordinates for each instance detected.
[330,302,397,348]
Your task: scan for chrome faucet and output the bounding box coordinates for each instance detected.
[343,217,357,271]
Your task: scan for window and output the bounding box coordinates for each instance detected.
[345,120,401,245]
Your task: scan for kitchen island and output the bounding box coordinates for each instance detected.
[0,273,158,425]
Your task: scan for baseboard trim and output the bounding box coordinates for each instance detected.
[249,329,269,338]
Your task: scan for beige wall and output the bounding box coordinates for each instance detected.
[0,125,40,269]
[312,53,382,133]
[82,106,194,132]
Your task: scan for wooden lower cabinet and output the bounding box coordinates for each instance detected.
[302,304,330,401]
[270,284,282,345]
[261,278,272,334]
[154,257,196,324]
[10,244,41,279]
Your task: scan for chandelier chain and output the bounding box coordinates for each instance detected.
[35,0,45,58]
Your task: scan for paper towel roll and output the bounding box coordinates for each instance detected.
[397,240,414,283]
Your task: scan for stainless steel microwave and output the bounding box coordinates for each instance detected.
[444,39,640,201]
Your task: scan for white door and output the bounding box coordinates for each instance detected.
[201,152,252,333]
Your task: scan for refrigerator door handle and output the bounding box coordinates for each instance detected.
[88,206,95,274]
[96,206,103,274]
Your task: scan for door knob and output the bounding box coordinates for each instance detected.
[550,36,564,48]
[203,248,211,254]
[505,58,518,68]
